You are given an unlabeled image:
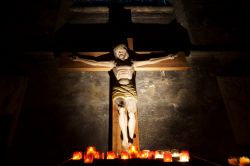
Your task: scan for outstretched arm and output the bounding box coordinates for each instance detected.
[133,54,178,68]
[70,55,115,68]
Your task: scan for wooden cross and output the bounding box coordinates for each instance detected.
[59,38,189,153]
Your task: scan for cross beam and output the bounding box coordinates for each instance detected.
[59,52,189,72]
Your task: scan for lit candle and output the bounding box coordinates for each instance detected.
[86,146,96,155]
[106,151,116,159]
[179,150,189,162]
[128,145,139,158]
[139,150,150,159]
[148,150,155,159]
[94,151,101,159]
[101,152,105,159]
[72,151,82,160]
[239,156,250,166]
[227,156,238,166]
[155,150,164,159]
[171,149,180,158]
[163,151,172,162]
[120,151,129,160]
[84,153,94,163]
[84,146,97,163]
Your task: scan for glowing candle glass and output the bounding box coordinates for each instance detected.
[120,151,129,160]
[139,150,150,159]
[84,153,94,163]
[148,150,155,159]
[239,156,250,166]
[128,145,139,158]
[72,151,82,160]
[84,146,97,163]
[101,152,105,159]
[163,151,172,162]
[155,150,164,159]
[94,151,101,159]
[179,150,190,162]
[106,151,116,159]
[86,146,96,155]
[171,149,180,158]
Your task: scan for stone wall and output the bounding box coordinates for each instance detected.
[3,52,249,165]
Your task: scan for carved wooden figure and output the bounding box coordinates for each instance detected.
[60,38,189,152]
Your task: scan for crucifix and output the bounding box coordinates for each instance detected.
[59,38,189,153]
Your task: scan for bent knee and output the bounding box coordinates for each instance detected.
[126,100,137,114]
[128,112,135,118]
[118,108,126,114]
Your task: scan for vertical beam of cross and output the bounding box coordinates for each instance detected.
[112,37,140,153]
[127,37,134,51]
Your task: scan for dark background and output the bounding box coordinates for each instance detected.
[1,0,250,166]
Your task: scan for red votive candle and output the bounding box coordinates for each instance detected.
[86,146,96,155]
[106,151,116,159]
[148,150,155,159]
[72,151,82,160]
[120,151,129,160]
[128,145,139,158]
[94,151,101,159]
[155,150,164,159]
[84,153,94,163]
[163,151,172,162]
[139,150,150,159]
[179,150,189,162]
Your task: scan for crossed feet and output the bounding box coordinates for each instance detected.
[122,135,134,150]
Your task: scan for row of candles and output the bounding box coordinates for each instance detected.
[71,146,190,163]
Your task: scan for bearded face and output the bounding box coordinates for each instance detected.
[113,44,129,61]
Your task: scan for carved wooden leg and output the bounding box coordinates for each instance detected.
[112,99,140,153]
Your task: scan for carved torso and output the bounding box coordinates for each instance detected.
[113,59,135,85]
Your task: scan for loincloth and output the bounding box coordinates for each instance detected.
[112,83,137,101]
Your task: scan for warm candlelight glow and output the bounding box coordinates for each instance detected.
[86,146,96,155]
[155,150,164,159]
[171,149,180,158]
[239,156,250,165]
[129,145,138,152]
[228,157,238,166]
[163,151,172,162]
[148,150,155,159]
[139,150,150,159]
[72,151,83,160]
[106,151,116,159]
[83,146,97,163]
[66,146,191,163]
[120,151,129,160]
[128,145,139,158]
[94,151,101,159]
[179,150,190,162]
[84,154,94,163]
[101,152,105,159]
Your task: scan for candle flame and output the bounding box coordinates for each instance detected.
[163,152,172,162]
[72,151,82,160]
[120,151,129,160]
[139,150,150,159]
[84,154,94,163]
[179,150,189,162]
[106,151,116,159]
